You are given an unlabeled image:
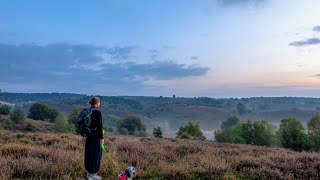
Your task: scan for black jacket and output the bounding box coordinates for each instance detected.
[90,108,103,139]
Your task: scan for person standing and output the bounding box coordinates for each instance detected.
[85,97,104,180]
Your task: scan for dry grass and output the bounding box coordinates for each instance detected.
[0,130,320,180]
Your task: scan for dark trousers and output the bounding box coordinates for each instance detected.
[85,134,102,174]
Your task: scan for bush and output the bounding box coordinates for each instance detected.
[54,115,75,133]
[16,133,26,139]
[0,105,11,115]
[153,127,163,138]
[117,115,146,136]
[25,120,36,131]
[10,108,25,124]
[3,119,14,130]
[176,121,206,140]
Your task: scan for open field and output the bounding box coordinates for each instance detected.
[0,130,320,180]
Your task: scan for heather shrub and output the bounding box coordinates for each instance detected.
[1,132,320,179]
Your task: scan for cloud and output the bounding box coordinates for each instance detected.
[313,26,320,32]
[217,0,268,7]
[190,56,199,60]
[312,74,320,79]
[289,38,320,47]
[0,43,209,94]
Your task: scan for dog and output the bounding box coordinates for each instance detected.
[118,166,136,180]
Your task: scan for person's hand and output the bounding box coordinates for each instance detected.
[100,139,104,144]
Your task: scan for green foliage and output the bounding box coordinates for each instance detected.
[215,120,275,147]
[54,115,75,133]
[103,114,121,129]
[135,130,147,137]
[26,120,36,131]
[153,127,163,138]
[241,121,275,146]
[107,127,114,132]
[307,114,320,151]
[277,118,310,151]
[118,127,129,135]
[221,116,240,129]
[176,121,206,140]
[28,103,60,122]
[68,107,82,125]
[307,114,320,131]
[117,115,146,135]
[16,133,26,139]
[214,122,243,143]
[0,105,11,115]
[10,107,25,124]
[3,119,14,130]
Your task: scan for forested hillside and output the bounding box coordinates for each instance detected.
[2,92,320,138]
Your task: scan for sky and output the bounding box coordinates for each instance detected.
[1,0,320,97]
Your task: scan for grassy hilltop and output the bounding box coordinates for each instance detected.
[0,129,320,180]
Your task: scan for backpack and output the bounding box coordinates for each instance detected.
[77,107,95,137]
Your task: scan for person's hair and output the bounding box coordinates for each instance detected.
[89,96,100,106]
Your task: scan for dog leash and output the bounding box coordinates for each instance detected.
[101,142,122,173]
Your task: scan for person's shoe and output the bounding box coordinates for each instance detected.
[92,173,102,180]
[87,173,95,180]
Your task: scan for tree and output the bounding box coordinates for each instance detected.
[54,115,75,133]
[153,127,163,138]
[214,122,244,144]
[0,105,11,115]
[307,114,320,131]
[215,120,275,147]
[221,116,240,129]
[240,121,255,145]
[10,108,25,124]
[307,114,320,151]
[277,118,310,151]
[176,121,206,140]
[28,103,59,122]
[68,107,82,125]
[47,109,60,123]
[240,120,275,146]
[117,115,146,135]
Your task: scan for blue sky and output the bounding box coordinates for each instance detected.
[1,0,320,97]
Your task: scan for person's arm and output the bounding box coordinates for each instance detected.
[97,110,104,141]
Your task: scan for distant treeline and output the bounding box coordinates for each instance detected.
[0,92,320,114]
